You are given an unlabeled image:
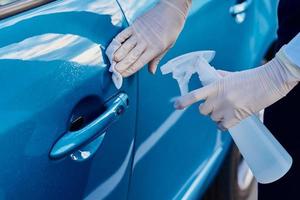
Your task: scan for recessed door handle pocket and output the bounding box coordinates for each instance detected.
[50,93,129,160]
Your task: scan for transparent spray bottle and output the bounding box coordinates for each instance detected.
[161,51,292,183]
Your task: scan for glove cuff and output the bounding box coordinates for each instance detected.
[161,0,191,19]
[276,46,300,81]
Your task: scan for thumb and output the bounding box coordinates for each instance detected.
[174,83,217,109]
[148,49,168,74]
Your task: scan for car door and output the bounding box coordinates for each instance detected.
[0,0,137,199]
[117,0,277,199]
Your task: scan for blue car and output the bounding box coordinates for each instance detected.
[0,0,278,199]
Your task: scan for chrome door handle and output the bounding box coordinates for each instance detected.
[50,93,129,159]
[229,0,252,23]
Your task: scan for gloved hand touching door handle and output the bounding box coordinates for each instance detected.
[108,0,191,77]
[174,47,300,130]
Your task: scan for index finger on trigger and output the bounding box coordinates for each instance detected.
[174,84,215,109]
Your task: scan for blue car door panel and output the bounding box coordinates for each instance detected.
[0,0,136,199]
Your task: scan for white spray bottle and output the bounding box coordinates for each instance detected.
[161,51,292,184]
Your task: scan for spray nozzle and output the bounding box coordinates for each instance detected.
[160,51,219,95]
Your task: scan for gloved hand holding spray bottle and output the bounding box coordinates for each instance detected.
[160,51,292,184]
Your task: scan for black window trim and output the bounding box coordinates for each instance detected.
[0,0,55,20]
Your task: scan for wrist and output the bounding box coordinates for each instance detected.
[161,0,191,18]
[276,47,300,82]
[257,57,297,99]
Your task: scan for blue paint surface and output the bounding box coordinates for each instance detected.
[0,0,278,199]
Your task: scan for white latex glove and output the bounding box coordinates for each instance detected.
[109,0,191,77]
[174,48,300,130]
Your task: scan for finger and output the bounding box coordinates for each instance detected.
[199,102,213,116]
[115,43,146,73]
[174,83,217,109]
[115,27,133,44]
[148,49,168,74]
[114,36,138,62]
[121,50,153,77]
[210,111,223,122]
[221,115,239,130]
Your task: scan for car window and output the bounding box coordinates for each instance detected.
[0,0,19,6]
